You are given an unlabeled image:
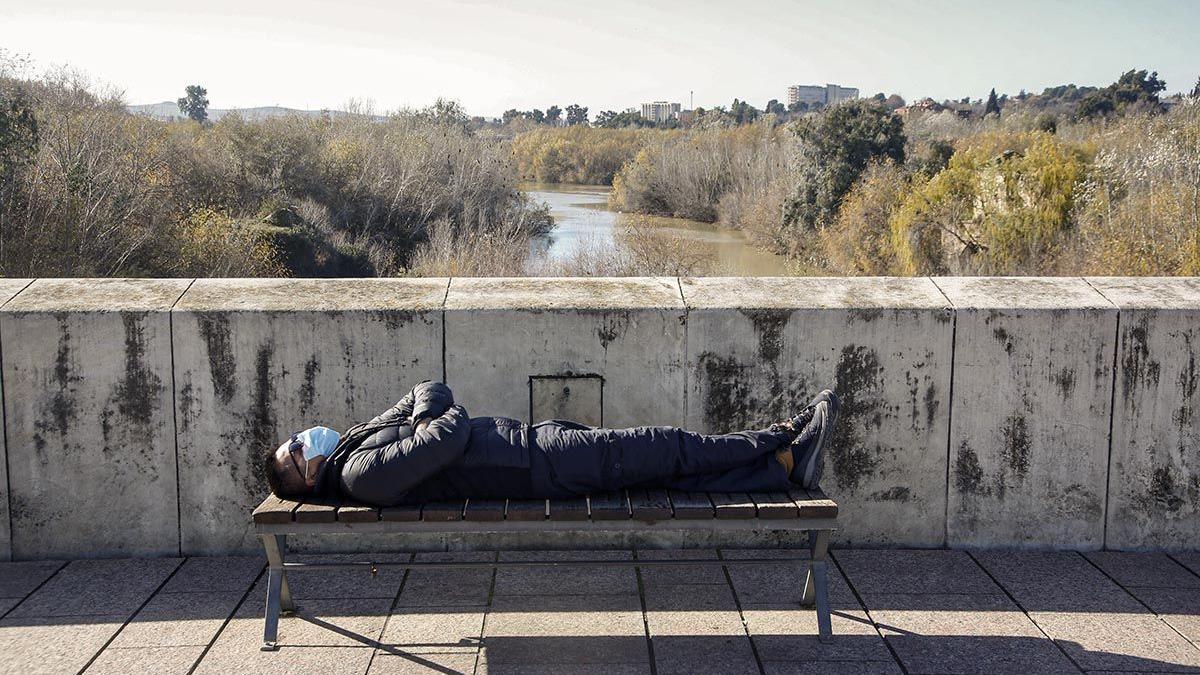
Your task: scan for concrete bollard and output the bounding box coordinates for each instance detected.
[1089,277,1200,550]
[171,279,447,554]
[681,277,955,546]
[936,277,1117,549]
[0,279,189,559]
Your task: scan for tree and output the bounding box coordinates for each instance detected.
[524,109,546,124]
[177,85,209,123]
[787,101,809,113]
[1076,69,1167,119]
[730,98,759,125]
[594,109,647,128]
[884,94,906,111]
[565,104,588,126]
[984,88,1001,117]
[545,105,562,125]
[764,99,786,116]
[502,108,522,125]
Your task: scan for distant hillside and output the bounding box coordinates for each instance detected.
[127,101,345,122]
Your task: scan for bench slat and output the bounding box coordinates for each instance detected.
[294,498,338,523]
[710,492,756,519]
[252,494,300,524]
[506,499,548,521]
[465,499,506,522]
[589,491,630,520]
[750,492,800,519]
[336,502,379,523]
[790,488,839,519]
[422,500,465,522]
[380,503,422,522]
[548,498,589,521]
[667,491,714,519]
[630,489,672,521]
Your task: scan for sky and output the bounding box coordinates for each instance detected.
[2,0,1197,118]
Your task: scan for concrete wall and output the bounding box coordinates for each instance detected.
[0,276,1196,559]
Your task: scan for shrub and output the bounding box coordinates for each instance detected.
[510,126,656,185]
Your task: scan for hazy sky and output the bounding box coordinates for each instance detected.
[2,0,1197,117]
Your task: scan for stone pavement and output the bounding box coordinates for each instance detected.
[1,549,1199,674]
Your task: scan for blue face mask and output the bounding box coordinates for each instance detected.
[293,426,342,461]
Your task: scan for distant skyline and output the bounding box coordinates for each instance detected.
[2,0,1197,118]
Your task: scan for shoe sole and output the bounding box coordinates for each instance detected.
[801,392,840,489]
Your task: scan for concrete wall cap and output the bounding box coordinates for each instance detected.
[679,276,949,310]
[445,277,685,310]
[173,278,449,312]
[933,276,1115,310]
[1,278,191,313]
[1086,276,1200,310]
[0,279,33,308]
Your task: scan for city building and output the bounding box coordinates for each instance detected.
[640,101,681,123]
[786,83,859,108]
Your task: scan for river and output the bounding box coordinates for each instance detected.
[522,183,790,276]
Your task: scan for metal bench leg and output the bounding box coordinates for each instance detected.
[801,529,833,643]
[260,534,294,651]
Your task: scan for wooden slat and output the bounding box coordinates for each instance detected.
[589,491,630,520]
[750,492,800,519]
[252,494,299,524]
[380,503,422,522]
[293,498,338,523]
[630,489,672,522]
[505,499,548,521]
[336,502,379,523]
[789,488,839,519]
[709,492,756,519]
[465,499,506,522]
[667,491,714,520]
[548,498,589,521]
[422,500,466,522]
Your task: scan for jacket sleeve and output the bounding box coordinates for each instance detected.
[365,387,417,427]
[339,404,471,506]
[411,381,455,424]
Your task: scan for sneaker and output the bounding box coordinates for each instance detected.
[789,390,840,489]
[770,390,834,435]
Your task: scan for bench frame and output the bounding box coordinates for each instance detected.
[254,493,837,651]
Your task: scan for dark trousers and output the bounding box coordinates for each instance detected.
[528,423,795,498]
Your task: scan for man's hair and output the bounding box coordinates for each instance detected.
[264,447,305,497]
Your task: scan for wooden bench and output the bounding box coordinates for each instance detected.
[252,488,839,650]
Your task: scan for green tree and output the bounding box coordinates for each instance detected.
[502,108,522,125]
[565,104,589,126]
[524,109,546,124]
[884,94,906,110]
[730,98,759,125]
[984,88,1001,117]
[545,105,562,125]
[176,84,209,123]
[765,99,786,116]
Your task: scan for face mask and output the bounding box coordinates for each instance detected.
[293,426,342,461]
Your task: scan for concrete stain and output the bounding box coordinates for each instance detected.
[34,316,80,453]
[111,313,163,427]
[924,384,939,429]
[697,351,808,433]
[954,441,987,495]
[1051,367,1077,400]
[597,311,631,350]
[198,313,237,405]
[1134,465,1187,513]
[178,382,195,433]
[870,486,912,502]
[299,356,320,416]
[1123,316,1161,395]
[245,342,278,494]
[377,309,415,331]
[1000,414,1031,482]
[992,326,1015,356]
[829,345,886,490]
[739,309,792,362]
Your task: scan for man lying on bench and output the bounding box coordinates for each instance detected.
[265,381,839,505]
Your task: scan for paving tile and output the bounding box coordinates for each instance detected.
[0,560,64,598]
[645,584,745,638]
[0,615,126,675]
[397,552,494,608]
[85,645,206,674]
[1174,553,1200,578]
[725,554,859,608]
[1086,552,1200,589]
[974,551,1148,613]
[0,597,20,616]
[867,593,1078,674]
[479,657,650,674]
[763,662,904,675]
[494,550,635,596]
[195,645,375,675]
[379,606,485,654]
[159,556,264,593]
[367,650,479,674]
[483,594,646,664]
[642,581,738,612]
[108,591,245,648]
[651,634,759,675]
[743,607,893,663]
[1031,611,1200,672]
[280,553,411,600]
[8,558,181,618]
[1131,587,1200,643]
[835,549,999,595]
[635,549,727,586]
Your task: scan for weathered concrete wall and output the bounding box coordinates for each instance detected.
[171,279,447,555]
[1089,277,1200,550]
[937,278,1117,549]
[445,278,687,427]
[0,276,1196,558]
[681,277,953,546]
[0,279,189,559]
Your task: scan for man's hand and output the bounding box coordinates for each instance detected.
[415,419,431,433]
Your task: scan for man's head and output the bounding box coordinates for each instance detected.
[264,427,342,497]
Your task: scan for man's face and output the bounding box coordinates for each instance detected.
[274,437,324,490]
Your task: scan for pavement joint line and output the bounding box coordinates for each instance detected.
[827,549,909,675]
[1166,552,1200,583]
[1075,550,1200,652]
[185,559,268,675]
[470,551,499,675]
[965,550,1086,673]
[631,548,659,675]
[0,559,69,621]
[77,556,187,675]
[716,548,766,675]
[363,551,417,675]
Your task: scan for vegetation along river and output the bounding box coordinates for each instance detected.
[522,183,790,276]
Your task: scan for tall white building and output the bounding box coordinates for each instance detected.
[786,84,859,108]
[640,101,681,123]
